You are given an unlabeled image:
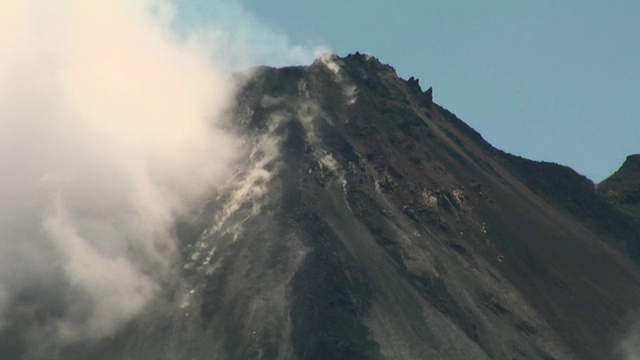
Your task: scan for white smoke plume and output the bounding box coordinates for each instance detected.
[172,0,315,70]
[619,323,640,360]
[0,0,313,351]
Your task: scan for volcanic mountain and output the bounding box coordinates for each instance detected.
[6,53,640,360]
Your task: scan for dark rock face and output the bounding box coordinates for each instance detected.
[5,54,640,359]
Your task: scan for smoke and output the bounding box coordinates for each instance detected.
[171,0,315,70]
[619,320,640,360]
[621,333,640,360]
[0,0,313,352]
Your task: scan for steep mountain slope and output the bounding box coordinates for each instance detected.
[5,54,640,360]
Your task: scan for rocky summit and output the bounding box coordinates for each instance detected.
[6,53,640,359]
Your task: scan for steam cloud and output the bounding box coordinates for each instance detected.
[0,0,314,352]
[621,329,640,360]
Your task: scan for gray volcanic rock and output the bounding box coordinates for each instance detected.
[5,54,640,359]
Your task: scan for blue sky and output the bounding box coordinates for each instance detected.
[175,0,639,182]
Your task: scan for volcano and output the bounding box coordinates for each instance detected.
[6,53,640,360]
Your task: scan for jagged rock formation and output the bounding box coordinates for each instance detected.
[6,54,640,360]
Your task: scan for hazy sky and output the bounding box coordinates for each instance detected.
[176,0,639,182]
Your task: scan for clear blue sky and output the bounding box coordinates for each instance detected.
[175,1,639,182]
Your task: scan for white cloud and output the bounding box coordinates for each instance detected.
[0,0,286,350]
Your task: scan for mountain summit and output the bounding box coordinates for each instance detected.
[4,53,640,360]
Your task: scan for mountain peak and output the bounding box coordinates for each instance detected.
[225,56,640,360]
[602,153,640,185]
